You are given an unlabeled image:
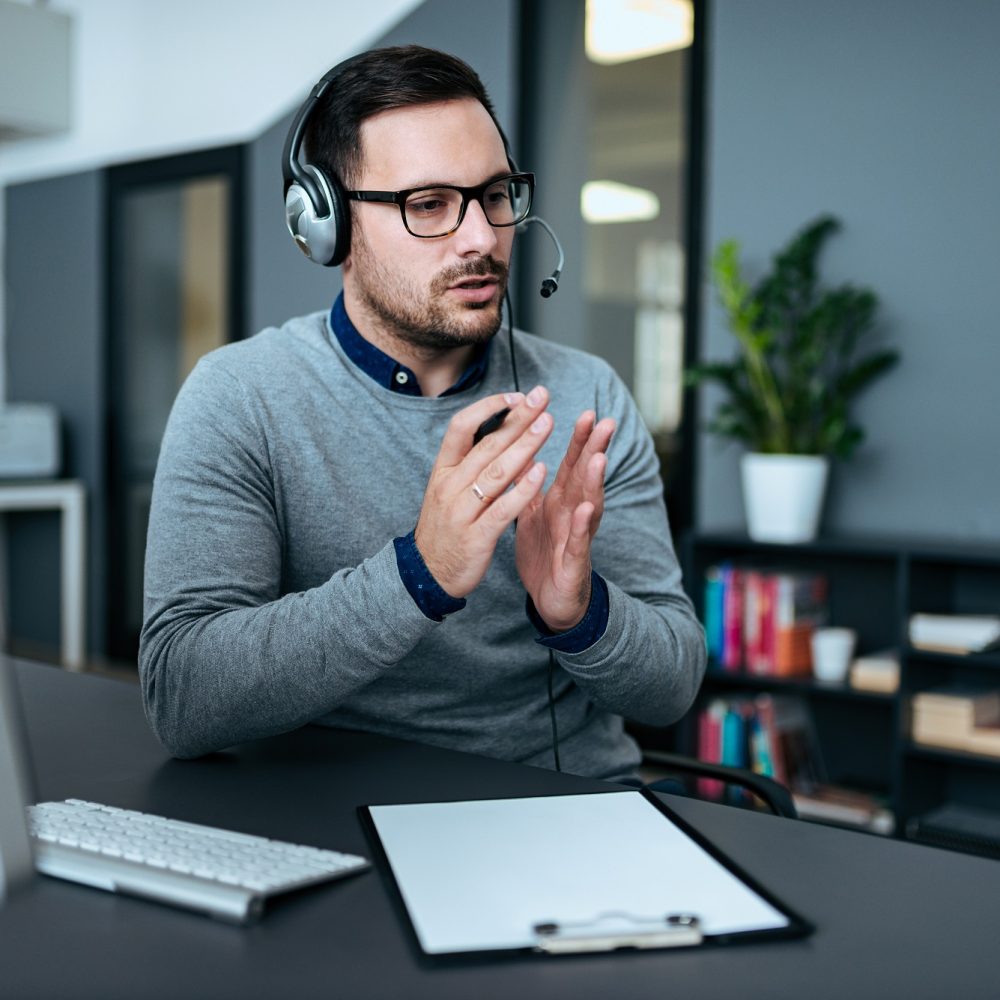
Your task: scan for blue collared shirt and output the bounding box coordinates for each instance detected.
[330,293,489,396]
[330,293,609,652]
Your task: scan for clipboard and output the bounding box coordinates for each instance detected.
[361,788,812,957]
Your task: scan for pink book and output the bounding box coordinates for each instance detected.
[697,700,726,800]
[744,571,766,674]
[721,567,744,671]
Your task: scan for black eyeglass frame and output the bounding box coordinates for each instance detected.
[346,172,535,238]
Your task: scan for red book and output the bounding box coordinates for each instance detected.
[761,574,778,674]
[697,700,726,800]
[721,567,744,671]
[744,571,768,674]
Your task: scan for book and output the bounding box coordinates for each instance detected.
[911,686,1000,724]
[753,694,787,788]
[721,703,749,770]
[721,702,754,805]
[744,571,777,675]
[706,567,829,677]
[849,650,900,693]
[721,566,744,671]
[770,696,826,793]
[792,785,895,835]
[911,686,1000,755]
[703,566,725,662]
[773,572,828,676]
[695,694,824,803]
[908,613,1000,654]
[696,699,726,800]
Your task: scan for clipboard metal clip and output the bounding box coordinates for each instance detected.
[533,911,703,954]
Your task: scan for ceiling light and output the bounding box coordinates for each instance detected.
[585,0,693,65]
[581,181,661,224]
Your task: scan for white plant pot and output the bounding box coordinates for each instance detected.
[740,453,830,543]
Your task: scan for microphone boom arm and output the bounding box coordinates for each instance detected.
[517,216,564,297]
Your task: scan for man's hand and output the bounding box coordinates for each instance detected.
[515,410,616,632]
[414,387,554,598]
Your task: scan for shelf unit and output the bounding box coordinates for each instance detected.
[675,531,1000,858]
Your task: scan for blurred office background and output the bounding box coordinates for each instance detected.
[1,0,998,669]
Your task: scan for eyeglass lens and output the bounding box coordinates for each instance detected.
[403,178,530,237]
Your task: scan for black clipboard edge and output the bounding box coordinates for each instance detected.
[358,789,814,963]
[637,787,815,947]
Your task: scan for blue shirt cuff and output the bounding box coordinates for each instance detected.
[394,531,466,623]
[526,571,609,653]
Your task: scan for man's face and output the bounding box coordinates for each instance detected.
[344,98,515,351]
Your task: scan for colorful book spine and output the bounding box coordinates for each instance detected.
[696,700,726,800]
[721,701,754,805]
[744,571,768,674]
[693,694,825,807]
[703,566,725,662]
[721,566,744,671]
[773,572,828,676]
[753,693,786,787]
[749,715,775,778]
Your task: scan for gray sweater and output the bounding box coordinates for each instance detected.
[139,311,706,779]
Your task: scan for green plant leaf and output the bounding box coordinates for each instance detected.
[685,213,900,458]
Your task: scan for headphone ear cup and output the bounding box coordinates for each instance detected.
[283,166,350,267]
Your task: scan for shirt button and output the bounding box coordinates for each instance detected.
[394,371,409,385]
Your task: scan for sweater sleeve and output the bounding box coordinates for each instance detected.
[138,357,437,758]
[551,364,707,727]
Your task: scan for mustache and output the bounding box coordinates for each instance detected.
[433,257,509,292]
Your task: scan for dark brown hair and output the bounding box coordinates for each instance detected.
[304,45,507,188]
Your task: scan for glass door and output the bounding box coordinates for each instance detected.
[105,147,245,662]
[517,0,704,537]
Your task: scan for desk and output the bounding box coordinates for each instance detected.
[0,481,86,669]
[2,659,998,1000]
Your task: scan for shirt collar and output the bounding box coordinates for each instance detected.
[329,292,491,397]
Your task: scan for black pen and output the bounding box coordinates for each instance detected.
[473,407,510,445]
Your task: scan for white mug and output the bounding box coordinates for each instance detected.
[811,627,857,683]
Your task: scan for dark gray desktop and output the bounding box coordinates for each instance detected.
[2,657,998,999]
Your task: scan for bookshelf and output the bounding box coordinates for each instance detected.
[672,531,1000,858]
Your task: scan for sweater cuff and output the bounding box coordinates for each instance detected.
[393,530,466,623]
[526,571,609,653]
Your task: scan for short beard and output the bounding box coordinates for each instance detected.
[350,228,509,352]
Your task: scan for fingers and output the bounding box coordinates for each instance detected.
[479,461,547,526]
[435,390,526,467]
[563,501,596,564]
[469,427,554,510]
[558,410,596,474]
[553,413,615,500]
[451,386,554,510]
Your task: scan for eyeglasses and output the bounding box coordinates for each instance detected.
[346,172,534,239]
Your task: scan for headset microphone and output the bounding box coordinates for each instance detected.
[518,216,564,297]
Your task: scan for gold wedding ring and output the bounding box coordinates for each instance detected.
[471,481,495,503]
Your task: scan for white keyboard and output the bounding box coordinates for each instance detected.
[27,799,370,924]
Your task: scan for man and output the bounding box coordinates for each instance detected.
[139,45,705,781]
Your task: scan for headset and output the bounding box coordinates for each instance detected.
[282,57,564,295]
[282,56,359,267]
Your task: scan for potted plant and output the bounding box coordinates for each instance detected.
[687,215,899,542]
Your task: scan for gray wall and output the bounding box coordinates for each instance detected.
[4,170,107,655]
[517,0,589,355]
[698,0,1000,539]
[248,0,520,336]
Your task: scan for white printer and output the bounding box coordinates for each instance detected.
[0,405,61,479]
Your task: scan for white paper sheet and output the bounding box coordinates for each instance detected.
[368,791,790,954]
